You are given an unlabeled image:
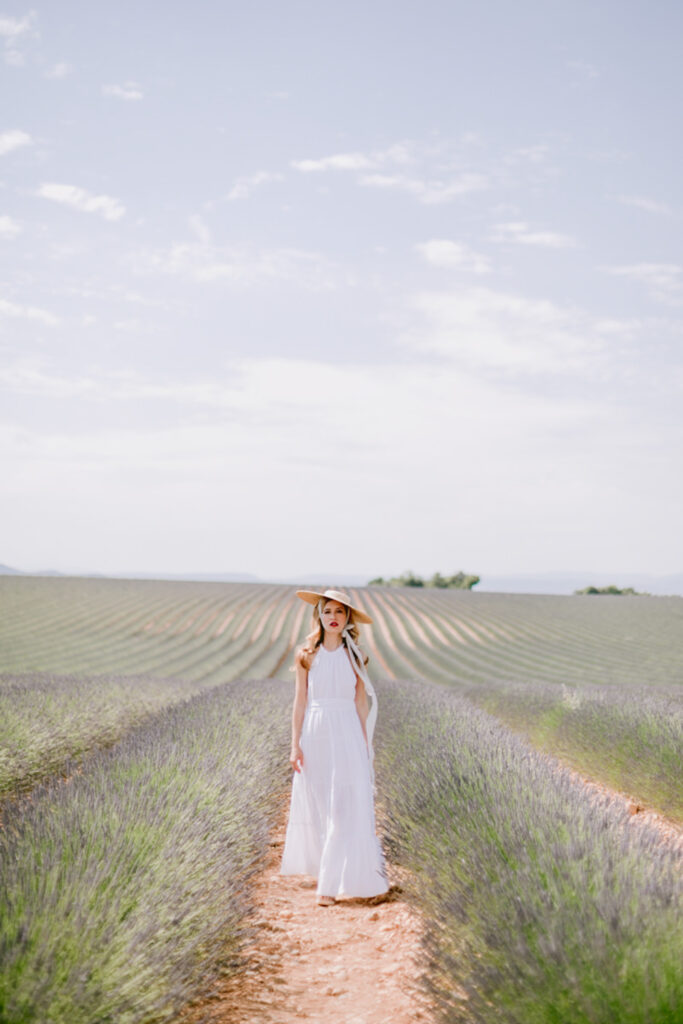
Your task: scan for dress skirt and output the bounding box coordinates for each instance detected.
[280,644,389,899]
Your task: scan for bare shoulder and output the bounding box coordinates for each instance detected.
[294,644,311,669]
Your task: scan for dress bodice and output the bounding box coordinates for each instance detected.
[307,644,357,702]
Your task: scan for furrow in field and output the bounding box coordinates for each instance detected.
[107,586,278,679]
[464,593,679,673]
[367,589,646,695]
[38,585,265,681]
[251,591,288,643]
[152,588,292,683]
[383,592,438,649]
[367,591,475,685]
[372,594,417,650]
[268,599,309,680]
[0,579,147,668]
[19,582,196,671]
[413,591,644,687]
[27,589,208,677]
[353,590,425,680]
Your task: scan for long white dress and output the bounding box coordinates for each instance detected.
[280,642,389,898]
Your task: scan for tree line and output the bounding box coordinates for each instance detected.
[574,585,647,596]
[368,570,480,590]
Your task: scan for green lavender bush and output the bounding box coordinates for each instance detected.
[472,679,683,819]
[375,678,682,1024]
[0,672,208,797]
[0,677,291,1024]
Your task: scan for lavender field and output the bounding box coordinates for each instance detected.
[1,576,681,816]
[1,576,682,1022]
[1,678,291,1023]
[376,680,682,1024]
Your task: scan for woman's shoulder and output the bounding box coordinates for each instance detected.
[295,643,318,669]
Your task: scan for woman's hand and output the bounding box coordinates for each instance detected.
[290,744,304,773]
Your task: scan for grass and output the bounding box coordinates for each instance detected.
[375,678,682,1024]
[0,677,291,1024]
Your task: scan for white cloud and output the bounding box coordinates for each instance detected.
[0,362,94,398]
[0,355,606,472]
[291,143,413,175]
[291,142,486,203]
[0,10,36,65]
[187,214,210,244]
[4,350,677,578]
[602,263,682,304]
[398,285,614,374]
[614,194,672,216]
[0,13,35,37]
[102,81,143,101]
[135,239,338,290]
[359,171,487,204]
[0,129,32,156]
[292,151,377,173]
[505,144,552,165]
[491,221,577,248]
[0,214,22,238]
[0,297,59,326]
[416,239,491,274]
[45,61,73,79]
[226,170,283,201]
[37,183,126,221]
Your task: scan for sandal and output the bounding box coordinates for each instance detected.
[316,895,335,906]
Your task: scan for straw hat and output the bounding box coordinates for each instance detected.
[295,588,373,624]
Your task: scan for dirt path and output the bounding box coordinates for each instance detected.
[177,809,434,1024]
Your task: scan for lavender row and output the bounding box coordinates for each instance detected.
[0,677,291,1024]
[375,678,682,1024]
[365,591,683,820]
[471,677,683,819]
[0,672,211,798]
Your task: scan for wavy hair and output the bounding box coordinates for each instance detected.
[293,600,369,672]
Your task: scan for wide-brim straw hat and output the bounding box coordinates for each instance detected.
[295,588,373,624]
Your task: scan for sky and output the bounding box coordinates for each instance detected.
[1,0,682,583]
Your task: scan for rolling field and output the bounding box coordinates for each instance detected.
[1,576,681,816]
[1,575,681,1023]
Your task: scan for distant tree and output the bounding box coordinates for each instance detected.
[396,570,424,587]
[369,570,480,589]
[574,585,645,596]
[444,572,480,590]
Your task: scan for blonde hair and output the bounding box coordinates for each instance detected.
[293,600,369,672]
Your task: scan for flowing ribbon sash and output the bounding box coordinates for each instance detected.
[341,624,378,787]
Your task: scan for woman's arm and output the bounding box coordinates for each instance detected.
[290,653,308,772]
[354,675,369,748]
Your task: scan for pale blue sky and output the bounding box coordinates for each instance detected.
[1,1,681,581]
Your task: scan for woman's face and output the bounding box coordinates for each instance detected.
[321,600,349,637]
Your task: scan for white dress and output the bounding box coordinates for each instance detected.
[280,643,389,898]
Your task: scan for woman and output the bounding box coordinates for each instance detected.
[280,588,389,906]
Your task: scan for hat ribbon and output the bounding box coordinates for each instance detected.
[341,624,378,788]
